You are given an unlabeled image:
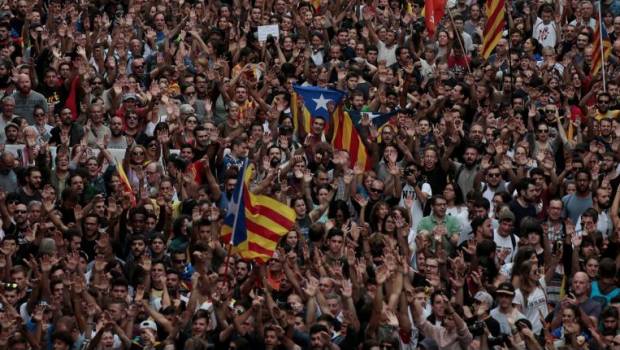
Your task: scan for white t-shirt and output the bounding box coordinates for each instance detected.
[493,230,519,263]
[377,41,397,66]
[400,182,432,235]
[490,307,527,336]
[513,278,549,335]
[532,18,558,48]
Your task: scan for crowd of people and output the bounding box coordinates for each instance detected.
[0,0,620,349]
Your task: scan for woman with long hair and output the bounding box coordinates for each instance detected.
[443,182,469,236]
[514,260,549,336]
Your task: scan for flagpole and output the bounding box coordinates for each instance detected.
[446,6,472,74]
[597,1,607,92]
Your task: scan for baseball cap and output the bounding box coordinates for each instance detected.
[139,319,157,331]
[474,291,493,306]
[122,93,138,102]
[496,282,515,297]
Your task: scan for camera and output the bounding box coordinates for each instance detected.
[469,320,486,337]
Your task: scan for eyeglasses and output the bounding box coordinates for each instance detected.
[537,129,549,133]
[14,210,27,214]
[186,119,198,124]
[370,188,383,193]
[133,151,144,156]
[487,172,501,177]
[598,100,609,104]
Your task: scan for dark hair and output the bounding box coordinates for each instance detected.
[599,258,617,279]
[327,200,349,221]
[515,178,533,196]
[309,323,329,335]
[51,331,73,348]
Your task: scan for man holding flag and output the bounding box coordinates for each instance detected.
[293,84,372,171]
[221,161,296,263]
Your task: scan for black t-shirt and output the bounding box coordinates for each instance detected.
[420,166,448,198]
[508,199,537,234]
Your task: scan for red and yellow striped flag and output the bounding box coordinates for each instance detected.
[592,21,612,75]
[116,161,136,207]
[482,0,506,59]
[291,91,312,136]
[332,106,371,170]
[221,162,296,263]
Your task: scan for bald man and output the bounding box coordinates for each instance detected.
[550,271,602,330]
[12,73,48,125]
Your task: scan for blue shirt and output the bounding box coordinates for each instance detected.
[591,281,620,307]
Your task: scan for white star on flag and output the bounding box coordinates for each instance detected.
[313,94,331,111]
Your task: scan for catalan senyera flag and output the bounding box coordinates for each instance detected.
[291,91,312,135]
[482,0,506,59]
[220,162,296,263]
[592,21,612,75]
[116,161,136,207]
[424,0,446,37]
[332,106,371,171]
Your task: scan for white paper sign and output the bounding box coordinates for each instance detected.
[257,24,280,42]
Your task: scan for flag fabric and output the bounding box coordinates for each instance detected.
[310,0,321,12]
[291,91,312,135]
[482,0,506,59]
[293,85,345,122]
[116,161,136,207]
[592,22,612,75]
[424,0,446,37]
[366,110,399,129]
[332,106,372,171]
[221,162,296,263]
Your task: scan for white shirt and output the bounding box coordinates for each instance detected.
[514,278,549,335]
[532,18,559,48]
[493,229,519,263]
[399,182,432,236]
[377,41,397,66]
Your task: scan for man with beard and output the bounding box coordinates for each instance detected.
[108,116,128,149]
[576,188,612,238]
[562,169,593,224]
[478,164,509,214]
[38,68,61,106]
[442,144,480,198]
[508,178,538,230]
[17,166,43,203]
[3,122,18,144]
[49,108,84,146]
[594,92,620,121]
[12,73,47,124]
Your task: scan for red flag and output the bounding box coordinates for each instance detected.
[424,0,446,37]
